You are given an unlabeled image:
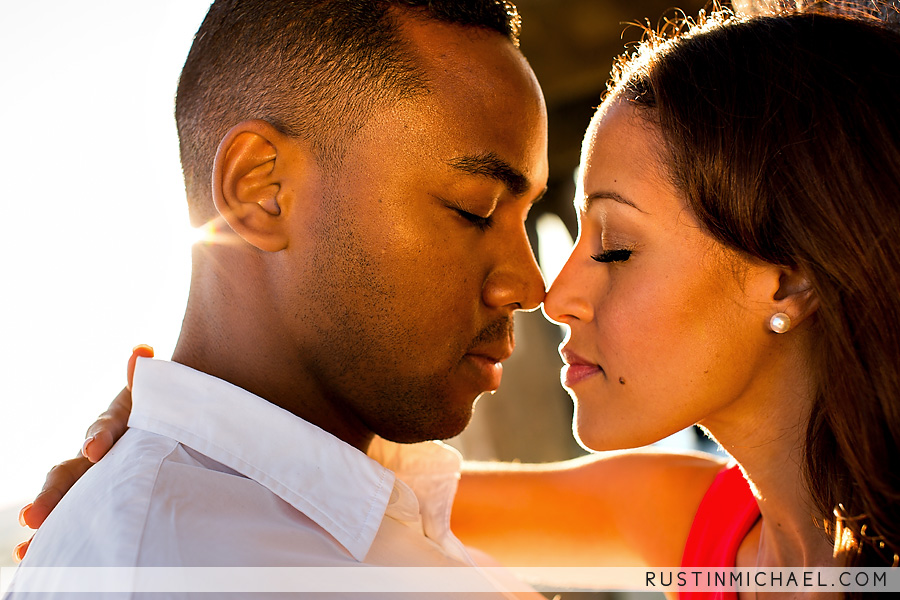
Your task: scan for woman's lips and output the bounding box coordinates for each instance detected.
[559,347,604,388]
[562,363,603,387]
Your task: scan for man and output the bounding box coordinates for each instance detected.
[7,0,547,596]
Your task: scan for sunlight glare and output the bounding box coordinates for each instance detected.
[0,0,214,521]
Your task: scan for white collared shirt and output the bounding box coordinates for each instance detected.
[6,359,534,598]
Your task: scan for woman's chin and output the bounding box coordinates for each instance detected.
[573,413,680,453]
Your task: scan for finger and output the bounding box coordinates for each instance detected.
[18,504,31,527]
[13,536,33,563]
[25,489,59,529]
[82,345,143,463]
[82,428,114,463]
[126,344,154,391]
[83,387,132,463]
[26,457,92,528]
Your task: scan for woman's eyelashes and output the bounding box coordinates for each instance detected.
[591,248,633,263]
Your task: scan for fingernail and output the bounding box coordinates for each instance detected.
[82,436,95,459]
[14,541,27,562]
[18,504,31,527]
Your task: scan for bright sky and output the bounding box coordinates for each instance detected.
[0,1,214,510]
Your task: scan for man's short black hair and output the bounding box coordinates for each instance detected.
[175,0,522,225]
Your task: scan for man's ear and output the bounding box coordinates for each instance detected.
[770,267,819,331]
[212,120,308,252]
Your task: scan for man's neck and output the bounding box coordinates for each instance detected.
[170,241,375,452]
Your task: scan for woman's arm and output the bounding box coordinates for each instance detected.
[452,449,725,568]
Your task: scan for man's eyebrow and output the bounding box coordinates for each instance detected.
[582,190,646,213]
[447,152,530,196]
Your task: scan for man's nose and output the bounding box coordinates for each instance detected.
[482,229,546,312]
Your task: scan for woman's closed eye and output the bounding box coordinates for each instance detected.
[591,248,633,263]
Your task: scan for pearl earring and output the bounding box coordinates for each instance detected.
[769,312,791,334]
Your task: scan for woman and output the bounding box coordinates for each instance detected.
[453,3,900,582]
[19,2,900,592]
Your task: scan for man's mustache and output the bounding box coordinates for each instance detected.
[468,317,515,352]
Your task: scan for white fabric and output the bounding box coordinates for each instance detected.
[6,358,532,598]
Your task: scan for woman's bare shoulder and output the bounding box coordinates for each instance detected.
[592,449,727,566]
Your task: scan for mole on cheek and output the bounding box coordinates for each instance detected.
[619,377,626,385]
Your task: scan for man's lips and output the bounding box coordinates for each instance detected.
[464,342,514,392]
[468,343,514,365]
[559,347,604,388]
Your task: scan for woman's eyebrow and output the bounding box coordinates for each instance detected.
[581,190,647,214]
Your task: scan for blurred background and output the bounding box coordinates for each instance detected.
[0,1,721,596]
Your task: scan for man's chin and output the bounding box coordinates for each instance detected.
[374,402,476,444]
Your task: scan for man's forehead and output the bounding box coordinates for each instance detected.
[338,12,548,196]
[396,11,530,91]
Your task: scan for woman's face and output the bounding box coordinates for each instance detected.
[544,101,782,451]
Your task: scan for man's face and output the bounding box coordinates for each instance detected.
[276,16,548,444]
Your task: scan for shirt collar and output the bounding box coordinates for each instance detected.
[129,357,461,562]
[368,436,467,561]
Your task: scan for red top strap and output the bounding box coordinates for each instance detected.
[680,464,761,600]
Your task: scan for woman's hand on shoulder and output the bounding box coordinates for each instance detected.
[15,346,147,560]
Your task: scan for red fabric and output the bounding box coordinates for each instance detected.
[680,464,761,600]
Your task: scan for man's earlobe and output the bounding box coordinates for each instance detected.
[212,120,290,252]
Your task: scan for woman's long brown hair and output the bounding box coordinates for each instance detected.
[611,3,900,574]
